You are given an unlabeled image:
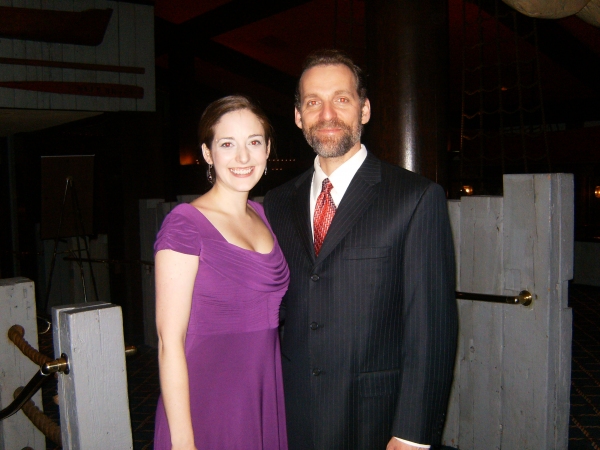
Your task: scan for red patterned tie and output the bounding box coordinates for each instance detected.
[314,178,336,256]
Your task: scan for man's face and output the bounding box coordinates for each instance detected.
[295,64,370,159]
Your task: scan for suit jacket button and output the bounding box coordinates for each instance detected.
[312,368,322,376]
[311,274,320,281]
[310,322,320,330]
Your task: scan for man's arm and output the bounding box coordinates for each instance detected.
[392,183,458,445]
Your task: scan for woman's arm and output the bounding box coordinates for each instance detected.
[155,249,199,450]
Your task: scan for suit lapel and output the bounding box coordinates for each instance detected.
[316,153,382,263]
[291,169,315,263]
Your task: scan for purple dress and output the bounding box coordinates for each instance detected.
[153,201,289,450]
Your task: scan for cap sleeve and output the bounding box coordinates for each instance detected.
[154,205,201,256]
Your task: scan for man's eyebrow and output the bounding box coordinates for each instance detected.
[302,90,354,100]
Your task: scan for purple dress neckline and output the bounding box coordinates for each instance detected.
[178,201,277,255]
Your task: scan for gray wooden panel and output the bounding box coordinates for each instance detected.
[0,0,16,108]
[44,0,66,109]
[23,0,47,108]
[556,280,572,449]
[158,201,178,224]
[59,1,77,110]
[96,0,120,111]
[0,277,46,450]
[447,200,461,289]
[42,238,74,313]
[541,174,572,449]
[73,0,97,111]
[443,200,461,446]
[117,2,137,111]
[177,194,198,204]
[139,198,164,348]
[443,175,572,449]
[53,302,133,449]
[458,196,504,449]
[0,0,153,112]
[502,175,545,448]
[69,235,111,304]
[556,174,574,282]
[10,0,36,108]
[134,2,155,111]
[501,174,572,449]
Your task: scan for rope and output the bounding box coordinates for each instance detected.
[13,387,62,447]
[7,325,52,366]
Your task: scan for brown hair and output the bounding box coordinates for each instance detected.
[198,95,274,151]
[295,49,367,109]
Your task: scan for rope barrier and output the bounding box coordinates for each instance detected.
[7,325,52,366]
[13,387,62,447]
[4,322,136,446]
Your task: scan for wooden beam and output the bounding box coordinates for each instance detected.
[0,57,145,74]
[0,81,144,98]
[0,6,112,46]
[196,41,296,96]
[155,17,295,96]
[179,0,314,39]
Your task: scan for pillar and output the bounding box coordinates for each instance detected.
[365,0,449,188]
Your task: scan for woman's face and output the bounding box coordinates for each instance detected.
[202,109,270,193]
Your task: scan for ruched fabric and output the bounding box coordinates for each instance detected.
[153,201,289,450]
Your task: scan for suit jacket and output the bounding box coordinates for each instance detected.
[264,152,458,450]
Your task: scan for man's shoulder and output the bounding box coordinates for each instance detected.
[368,152,438,192]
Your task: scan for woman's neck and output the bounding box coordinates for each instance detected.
[202,184,250,217]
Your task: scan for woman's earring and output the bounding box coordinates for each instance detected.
[207,164,213,184]
[264,166,268,176]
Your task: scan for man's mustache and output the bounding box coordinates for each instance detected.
[311,119,351,132]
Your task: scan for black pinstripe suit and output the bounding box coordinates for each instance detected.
[264,151,458,450]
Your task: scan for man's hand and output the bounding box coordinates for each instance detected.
[386,437,427,449]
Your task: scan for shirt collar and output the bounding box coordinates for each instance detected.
[311,144,368,207]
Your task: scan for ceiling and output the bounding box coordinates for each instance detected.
[154,0,600,125]
[2,0,599,137]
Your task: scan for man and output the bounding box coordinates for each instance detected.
[264,49,458,450]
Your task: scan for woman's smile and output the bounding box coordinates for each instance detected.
[229,166,255,176]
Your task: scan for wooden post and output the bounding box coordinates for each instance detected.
[52,302,132,449]
[443,173,573,448]
[0,277,46,450]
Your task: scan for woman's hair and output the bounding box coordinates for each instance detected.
[198,95,274,151]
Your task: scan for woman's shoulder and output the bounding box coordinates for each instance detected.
[169,202,198,217]
[155,203,203,255]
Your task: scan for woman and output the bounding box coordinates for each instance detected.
[153,95,289,450]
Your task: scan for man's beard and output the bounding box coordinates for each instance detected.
[303,118,362,158]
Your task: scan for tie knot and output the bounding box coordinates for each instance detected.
[321,178,333,194]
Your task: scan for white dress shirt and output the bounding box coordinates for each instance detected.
[309,144,430,449]
[309,145,368,235]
